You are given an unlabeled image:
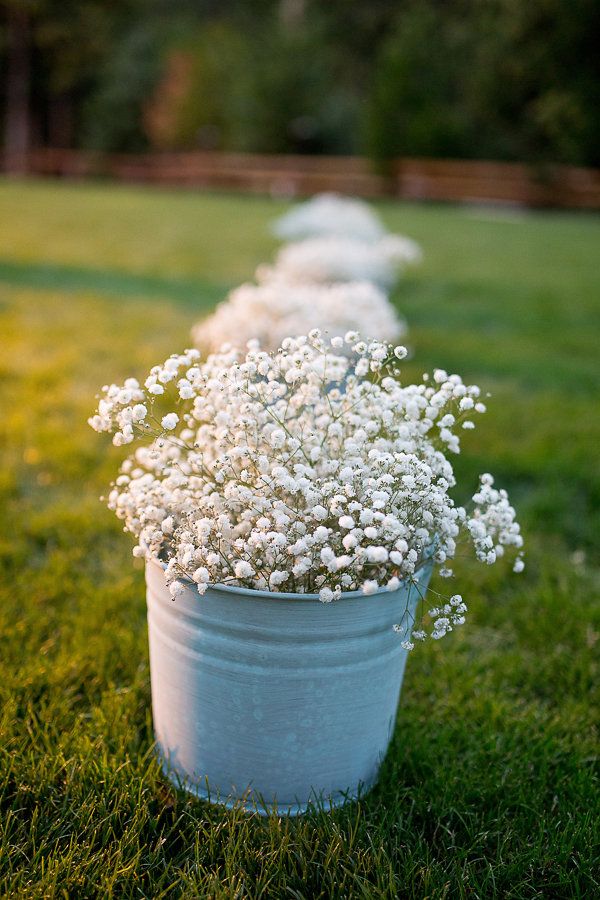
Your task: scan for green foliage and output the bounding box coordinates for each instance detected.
[165,17,359,155]
[166,23,247,152]
[81,21,168,152]
[0,181,599,896]
[3,0,598,163]
[226,20,345,154]
[30,0,126,95]
[366,0,600,166]
[366,5,473,165]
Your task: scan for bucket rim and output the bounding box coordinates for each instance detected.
[146,554,433,603]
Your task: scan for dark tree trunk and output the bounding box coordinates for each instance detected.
[4,3,32,173]
[48,94,74,148]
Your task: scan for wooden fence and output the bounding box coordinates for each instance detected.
[9,148,600,209]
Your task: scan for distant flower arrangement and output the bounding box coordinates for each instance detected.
[192,280,406,354]
[272,193,387,243]
[266,234,422,290]
[194,193,419,354]
[89,332,523,649]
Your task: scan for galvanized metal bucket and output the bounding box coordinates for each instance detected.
[145,557,432,815]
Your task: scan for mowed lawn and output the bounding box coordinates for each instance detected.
[0,179,598,898]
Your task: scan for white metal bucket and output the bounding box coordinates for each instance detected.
[145,557,432,815]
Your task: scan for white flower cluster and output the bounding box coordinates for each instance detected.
[89,332,524,647]
[269,193,422,289]
[193,192,419,357]
[193,280,406,354]
[264,234,421,290]
[271,193,386,242]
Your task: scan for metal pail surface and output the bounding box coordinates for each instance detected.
[146,557,432,815]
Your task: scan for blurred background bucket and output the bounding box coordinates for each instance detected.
[145,557,432,815]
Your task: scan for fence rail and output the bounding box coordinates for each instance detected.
[8,148,600,209]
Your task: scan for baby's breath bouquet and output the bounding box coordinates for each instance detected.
[89,332,523,649]
[193,280,406,355]
[263,234,422,289]
[271,193,387,242]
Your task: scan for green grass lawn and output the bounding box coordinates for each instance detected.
[0,179,598,898]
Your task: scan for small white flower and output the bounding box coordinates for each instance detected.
[234,560,254,579]
[269,570,289,587]
[168,581,185,600]
[161,516,174,535]
[362,580,379,595]
[270,429,286,449]
[319,586,334,603]
[161,413,179,431]
[132,404,147,422]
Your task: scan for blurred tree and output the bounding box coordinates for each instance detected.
[79,3,282,152]
[1,0,598,165]
[144,22,247,151]
[467,0,600,166]
[227,17,353,154]
[1,0,141,160]
[366,0,600,167]
[82,18,168,152]
[3,1,32,171]
[366,4,472,168]
[147,13,360,155]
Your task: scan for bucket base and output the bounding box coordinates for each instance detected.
[157,751,372,817]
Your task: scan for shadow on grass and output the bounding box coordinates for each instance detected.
[0,258,229,311]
